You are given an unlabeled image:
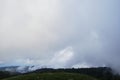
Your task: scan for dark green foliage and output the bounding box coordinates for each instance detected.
[0,71,20,79]
[31,67,120,80]
[0,67,120,80]
[0,71,11,79]
[1,72,97,80]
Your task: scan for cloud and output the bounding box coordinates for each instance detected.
[72,62,95,68]
[0,0,60,50]
[0,61,4,64]
[49,47,74,68]
[0,0,120,73]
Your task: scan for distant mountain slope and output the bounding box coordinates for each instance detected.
[30,67,119,80]
[0,67,120,80]
[0,66,36,73]
[1,72,98,80]
[0,66,19,73]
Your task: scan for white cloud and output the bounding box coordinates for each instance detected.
[49,47,74,68]
[0,0,61,50]
[72,63,96,68]
[0,0,120,73]
[6,47,74,68]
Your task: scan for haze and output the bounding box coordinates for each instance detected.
[0,0,120,72]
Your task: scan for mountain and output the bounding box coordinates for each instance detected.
[0,66,19,73]
[0,67,120,80]
[0,66,39,73]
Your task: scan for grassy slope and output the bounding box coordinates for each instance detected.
[2,72,98,80]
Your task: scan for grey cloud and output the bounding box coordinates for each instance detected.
[0,0,120,73]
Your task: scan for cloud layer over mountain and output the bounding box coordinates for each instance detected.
[0,0,120,72]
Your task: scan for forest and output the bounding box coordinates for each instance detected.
[0,67,120,80]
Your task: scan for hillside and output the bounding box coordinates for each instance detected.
[0,67,120,80]
[1,72,98,80]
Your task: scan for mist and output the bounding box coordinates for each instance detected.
[0,0,120,73]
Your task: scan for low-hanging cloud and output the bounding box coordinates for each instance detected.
[0,0,120,73]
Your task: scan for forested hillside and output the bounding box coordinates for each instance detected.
[0,67,120,80]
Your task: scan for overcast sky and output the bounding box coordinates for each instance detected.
[0,0,120,72]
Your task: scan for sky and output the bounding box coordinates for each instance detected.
[0,0,120,72]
